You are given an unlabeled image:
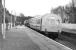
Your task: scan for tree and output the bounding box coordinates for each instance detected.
[64,4,76,23]
[20,13,25,17]
[51,6,68,23]
[51,3,76,23]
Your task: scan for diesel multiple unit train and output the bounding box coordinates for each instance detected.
[24,13,76,39]
[24,13,62,38]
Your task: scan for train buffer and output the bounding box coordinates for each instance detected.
[2,25,72,50]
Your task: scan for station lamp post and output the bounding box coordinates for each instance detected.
[3,0,6,39]
[11,11,13,28]
[11,10,16,27]
[13,11,16,27]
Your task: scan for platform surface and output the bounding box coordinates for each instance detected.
[0,25,72,50]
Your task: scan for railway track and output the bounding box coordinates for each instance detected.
[56,35,76,50]
[26,25,76,50]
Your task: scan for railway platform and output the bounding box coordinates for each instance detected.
[0,25,72,50]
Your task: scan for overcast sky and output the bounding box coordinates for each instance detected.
[3,0,71,16]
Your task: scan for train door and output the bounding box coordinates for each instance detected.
[47,17,59,32]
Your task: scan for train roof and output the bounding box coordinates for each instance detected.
[42,13,62,20]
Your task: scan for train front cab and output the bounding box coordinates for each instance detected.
[41,14,62,39]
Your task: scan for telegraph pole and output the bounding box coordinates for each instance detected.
[72,0,74,7]
[72,0,76,7]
